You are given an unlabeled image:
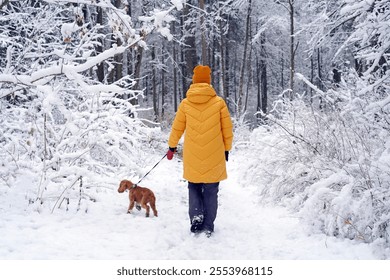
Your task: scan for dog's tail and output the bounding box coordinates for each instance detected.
[150,195,158,217]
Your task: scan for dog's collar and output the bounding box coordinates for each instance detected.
[132,184,138,189]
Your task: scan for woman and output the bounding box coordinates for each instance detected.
[167,65,233,237]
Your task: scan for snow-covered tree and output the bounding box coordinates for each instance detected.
[239,0,390,245]
[0,0,183,211]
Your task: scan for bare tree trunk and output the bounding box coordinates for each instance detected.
[133,1,147,95]
[107,0,124,84]
[317,48,324,110]
[288,0,295,97]
[172,23,178,112]
[317,47,323,91]
[180,10,187,98]
[260,33,267,121]
[126,1,134,78]
[114,46,123,82]
[113,0,123,82]
[96,6,104,82]
[161,50,166,118]
[233,49,238,105]
[218,1,227,100]
[199,0,208,65]
[152,45,158,121]
[225,35,230,106]
[244,17,253,113]
[183,1,197,90]
[237,0,252,115]
[260,59,267,116]
[133,44,144,90]
[281,52,285,89]
[310,54,314,102]
[256,54,261,123]
[173,60,178,112]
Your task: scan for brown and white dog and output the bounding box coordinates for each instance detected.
[118,179,158,217]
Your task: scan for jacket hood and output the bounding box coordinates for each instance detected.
[186,83,216,104]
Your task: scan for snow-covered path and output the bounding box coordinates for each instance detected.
[0,153,382,259]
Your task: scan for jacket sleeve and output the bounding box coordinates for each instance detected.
[220,99,233,151]
[168,101,186,148]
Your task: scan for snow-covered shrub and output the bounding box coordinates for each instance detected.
[0,80,163,213]
[240,78,390,244]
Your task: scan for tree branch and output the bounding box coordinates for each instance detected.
[267,115,322,155]
[0,36,144,88]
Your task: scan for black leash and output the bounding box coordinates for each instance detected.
[134,154,167,187]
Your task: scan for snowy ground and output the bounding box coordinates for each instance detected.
[0,151,385,260]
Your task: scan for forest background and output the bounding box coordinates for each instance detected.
[1,0,390,250]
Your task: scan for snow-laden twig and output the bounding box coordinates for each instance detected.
[51,176,82,213]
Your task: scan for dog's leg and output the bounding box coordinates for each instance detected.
[141,203,150,217]
[136,203,141,211]
[128,198,135,214]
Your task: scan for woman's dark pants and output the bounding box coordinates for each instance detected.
[188,182,219,232]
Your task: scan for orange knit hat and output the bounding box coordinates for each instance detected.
[192,65,211,84]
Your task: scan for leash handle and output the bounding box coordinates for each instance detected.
[135,153,167,186]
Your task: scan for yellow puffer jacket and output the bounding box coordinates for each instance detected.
[168,83,233,183]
